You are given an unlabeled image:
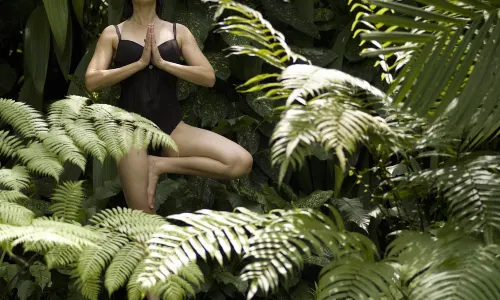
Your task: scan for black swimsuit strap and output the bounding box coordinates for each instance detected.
[173,23,177,40]
[113,24,121,40]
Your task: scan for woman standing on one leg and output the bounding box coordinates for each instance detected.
[85,1,253,232]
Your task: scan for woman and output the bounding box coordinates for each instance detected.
[85,0,253,215]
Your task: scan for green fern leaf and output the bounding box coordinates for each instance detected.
[105,242,145,295]
[332,198,371,232]
[139,208,271,290]
[317,255,397,300]
[47,95,88,127]
[0,201,35,226]
[0,130,23,158]
[65,119,107,163]
[17,142,64,180]
[77,232,129,282]
[0,166,31,190]
[89,207,167,243]
[209,0,309,70]
[128,262,147,300]
[50,181,86,223]
[0,218,100,250]
[0,190,29,202]
[40,128,87,171]
[45,245,81,269]
[397,155,500,232]
[0,98,48,138]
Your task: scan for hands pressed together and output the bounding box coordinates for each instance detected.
[139,24,166,69]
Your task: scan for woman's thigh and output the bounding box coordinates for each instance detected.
[117,146,152,213]
[163,121,251,164]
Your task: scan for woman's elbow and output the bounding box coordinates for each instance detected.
[84,74,98,93]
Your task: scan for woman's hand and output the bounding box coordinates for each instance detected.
[151,24,165,68]
[138,25,153,68]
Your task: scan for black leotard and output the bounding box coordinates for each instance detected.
[113,23,182,136]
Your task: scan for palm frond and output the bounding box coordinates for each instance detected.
[0,130,23,158]
[317,255,397,300]
[0,166,31,190]
[0,98,48,138]
[394,155,500,232]
[349,0,500,146]
[50,181,86,223]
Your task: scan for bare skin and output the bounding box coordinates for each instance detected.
[85,0,253,299]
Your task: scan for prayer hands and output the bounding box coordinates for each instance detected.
[150,24,165,68]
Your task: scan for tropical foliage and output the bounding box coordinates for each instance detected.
[1,0,500,299]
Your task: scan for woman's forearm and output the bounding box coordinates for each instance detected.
[159,61,215,87]
[85,61,146,92]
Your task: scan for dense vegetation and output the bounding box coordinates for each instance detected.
[1,0,500,299]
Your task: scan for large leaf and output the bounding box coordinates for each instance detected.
[42,0,68,53]
[68,42,97,97]
[237,125,260,155]
[196,89,230,127]
[0,59,17,96]
[108,0,123,25]
[54,15,73,80]
[72,0,84,27]
[205,52,231,80]
[174,4,212,50]
[261,0,320,39]
[291,47,338,67]
[19,76,43,111]
[24,5,51,95]
[162,0,177,21]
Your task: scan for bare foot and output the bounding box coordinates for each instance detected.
[147,156,160,209]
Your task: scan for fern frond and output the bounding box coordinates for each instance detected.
[207,0,309,70]
[65,119,107,163]
[47,95,89,127]
[45,245,81,268]
[387,230,500,300]
[271,98,403,182]
[0,166,30,190]
[0,98,48,137]
[50,181,86,223]
[332,198,371,232]
[128,262,147,300]
[77,232,129,282]
[73,269,102,300]
[40,128,87,170]
[0,190,29,202]
[349,0,500,146]
[317,255,397,300]
[410,244,500,300]
[396,155,500,232]
[105,242,146,295]
[89,207,167,242]
[240,208,377,299]
[0,201,35,226]
[0,130,23,158]
[279,64,389,106]
[139,208,272,290]
[17,142,64,180]
[0,218,100,250]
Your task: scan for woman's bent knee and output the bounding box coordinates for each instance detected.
[226,150,253,179]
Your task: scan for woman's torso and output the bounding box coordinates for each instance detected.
[112,20,183,134]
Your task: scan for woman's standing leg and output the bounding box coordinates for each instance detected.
[117,147,159,300]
